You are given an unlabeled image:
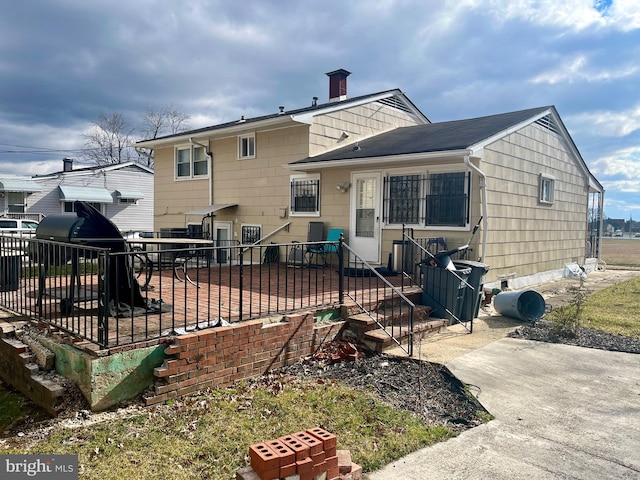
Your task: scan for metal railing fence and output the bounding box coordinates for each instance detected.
[0,235,344,348]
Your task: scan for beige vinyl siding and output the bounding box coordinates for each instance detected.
[155,102,420,241]
[176,125,345,244]
[482,123,588,282]
[153,145,210,231]
[309,102,423,156]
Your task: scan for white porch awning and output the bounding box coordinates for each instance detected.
[58,185,113,203]
[114,189,145,200]
[184,203,238,216]
[0,178,42,193]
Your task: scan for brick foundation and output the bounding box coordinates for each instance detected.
[145,313,344,405]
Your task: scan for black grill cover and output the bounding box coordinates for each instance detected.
[36,201,146,312]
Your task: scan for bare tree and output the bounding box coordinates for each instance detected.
[82,112,136,166]
[137,104,191,168]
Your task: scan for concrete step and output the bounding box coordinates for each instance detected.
[363,317,447,352]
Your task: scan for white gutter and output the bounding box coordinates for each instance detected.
[464,154,487,263]
[286,149,471,171]
[137,116,301,148]
[190,138,213,206]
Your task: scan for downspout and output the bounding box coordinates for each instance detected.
[189,138,213,206]
[464,154,488,263]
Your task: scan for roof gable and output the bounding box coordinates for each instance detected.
[290,106,552,165]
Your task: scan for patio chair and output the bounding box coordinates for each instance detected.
[323,227,343,266]
[306,221,325,266]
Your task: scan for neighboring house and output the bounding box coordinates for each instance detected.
[9,158,155,234]
[136,69,604,287]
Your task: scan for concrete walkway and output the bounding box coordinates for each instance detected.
[367,338,640,479]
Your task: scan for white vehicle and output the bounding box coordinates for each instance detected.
[0,218,39,262]
[0,218,39,236]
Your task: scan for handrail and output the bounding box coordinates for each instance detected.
[341,240,416,355]
[401,231,474,290]
[341,243,416,309]
[242,222,291,253]
[401,230,474,333]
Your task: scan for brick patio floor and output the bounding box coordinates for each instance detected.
[2,260,412,349]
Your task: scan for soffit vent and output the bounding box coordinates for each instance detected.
[535,114,561,136]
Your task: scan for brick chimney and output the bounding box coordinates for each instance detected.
[326,69,351,102]
[63,157,73,172]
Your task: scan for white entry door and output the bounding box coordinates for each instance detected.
[213,221,233,264]
[349,172,381,264]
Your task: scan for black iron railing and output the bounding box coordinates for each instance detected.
[0,235,346,348]
[339,240,417,355]
[0,231,475,352]
[397,228,475,333]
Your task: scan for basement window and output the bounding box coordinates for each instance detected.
[539,174,555,204]
[241,224,262,245]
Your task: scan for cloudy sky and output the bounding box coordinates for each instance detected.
[1,0,639,219]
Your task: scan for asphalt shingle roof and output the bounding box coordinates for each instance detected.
[138,89,420,143]
[291,106,552,165]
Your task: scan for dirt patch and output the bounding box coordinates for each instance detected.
[510,321,640,354]
[277,342,489,433]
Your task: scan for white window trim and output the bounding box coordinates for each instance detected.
[238,133,256,160]
[289,173,321,217]
[241,224,262,245]
[382,166,472,232]
[174,144,210,180]
[539,173,556,205]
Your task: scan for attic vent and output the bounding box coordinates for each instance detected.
[377,96,413,115]
[535,114,561,136]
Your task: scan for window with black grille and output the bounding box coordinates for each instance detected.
[290,176,320,215]
[241,225,262,245]
[386,174,421,224]
[425,172,469,226]
[383,171,470,227]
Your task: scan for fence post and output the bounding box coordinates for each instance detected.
[338,233,344,305]
[97,252,109,347]
[238,248,244,321]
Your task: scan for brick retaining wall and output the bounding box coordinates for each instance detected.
[144,312,344,406]
[0,332,64,416]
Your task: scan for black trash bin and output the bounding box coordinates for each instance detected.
[453,260,491,321]
[0,254,22,292]
[421,264,471,323]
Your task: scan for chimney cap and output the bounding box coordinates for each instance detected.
[325,68,351,77]
[326,69,351,102]
[63,157,74,172]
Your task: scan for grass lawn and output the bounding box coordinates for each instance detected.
[0,383,38,433]
[574,275,640,338]
[3,379,453,479]
[601,238,640,268]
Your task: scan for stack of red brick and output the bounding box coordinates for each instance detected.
[236,427,362,480]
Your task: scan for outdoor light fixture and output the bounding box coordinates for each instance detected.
[336,182,351,193]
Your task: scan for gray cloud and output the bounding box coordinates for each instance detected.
[0,0,638,217]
